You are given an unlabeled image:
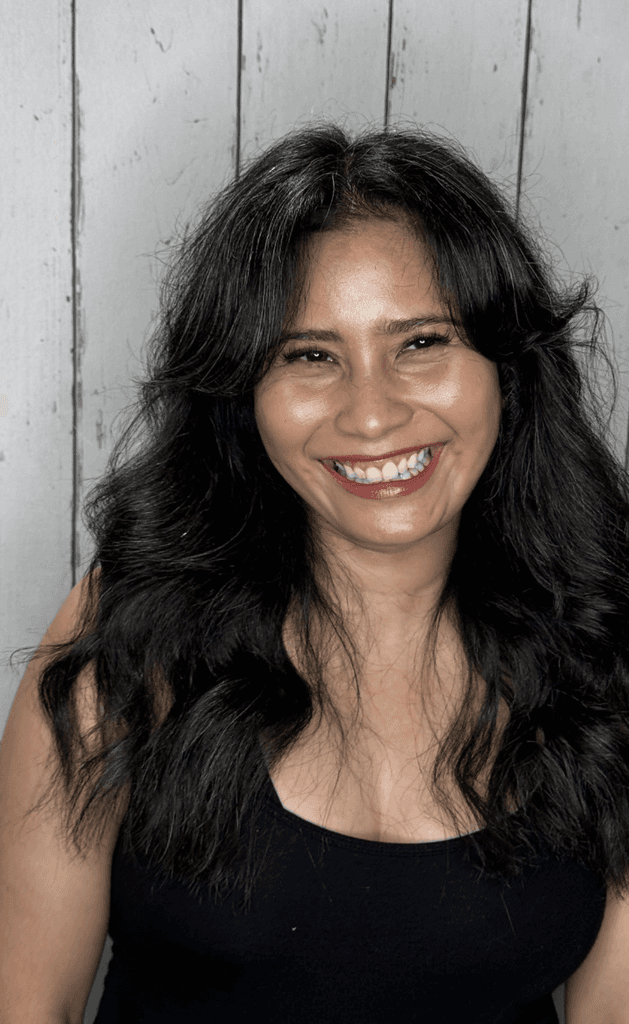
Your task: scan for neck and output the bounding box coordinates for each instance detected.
[309,506,460,639]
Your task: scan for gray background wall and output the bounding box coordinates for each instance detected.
[2,2,628,1020]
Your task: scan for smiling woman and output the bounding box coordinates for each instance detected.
[4,124,629,1024]
[254,216,506,834]
[255,216,502,526]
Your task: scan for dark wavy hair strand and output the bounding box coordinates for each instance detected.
[12,123,629,912]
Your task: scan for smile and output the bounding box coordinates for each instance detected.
[329,445,433,483]
[320,444,445,500]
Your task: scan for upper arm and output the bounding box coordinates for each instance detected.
[0,570,130,1024]
[565,885,629,1024]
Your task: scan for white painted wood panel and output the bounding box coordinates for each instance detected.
[522,0,629,465]
[1,4,624,1019]
[0,0,73,724]
[74,0,239,574]
[389,0,530,187]
[240,0,390,159]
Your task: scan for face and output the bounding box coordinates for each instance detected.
[254,216,503,558]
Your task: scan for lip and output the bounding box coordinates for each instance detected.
[321,444,444,499]
[320,442,446,465]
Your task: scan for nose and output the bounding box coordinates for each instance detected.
[333,364,414,438]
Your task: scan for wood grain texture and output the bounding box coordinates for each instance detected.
[74,0,239,573]
[2,5,624,1021]
[388,0,530,188]
[522,0,629,465]
[240,0,390,159]
[0,0,74,719]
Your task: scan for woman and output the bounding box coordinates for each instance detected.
[3,124,629,1023]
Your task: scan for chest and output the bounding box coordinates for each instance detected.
[269,690,510,843]
[276,614,512,842]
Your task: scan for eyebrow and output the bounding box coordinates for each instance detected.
[279,315,462,343]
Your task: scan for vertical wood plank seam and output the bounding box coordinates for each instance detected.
[384,0,394,128]
[515,0,533,222]
[71,0,79,586]
[236,0,243,177]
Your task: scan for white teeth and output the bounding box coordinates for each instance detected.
[381,461,400,481]
[332,446,433,484]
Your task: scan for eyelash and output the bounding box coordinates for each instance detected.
[282,334,449,365]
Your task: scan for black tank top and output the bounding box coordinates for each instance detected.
[95,766,606,1023]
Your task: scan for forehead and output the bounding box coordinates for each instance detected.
[304,213,430,264]
[294,215,445,317]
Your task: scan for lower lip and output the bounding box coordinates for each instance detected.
[320,445,445,500]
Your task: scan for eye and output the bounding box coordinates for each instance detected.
[402,333,450,352]
[282,348,332,364]
[281,334,450,365]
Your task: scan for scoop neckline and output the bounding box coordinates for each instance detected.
[263,767,486,853]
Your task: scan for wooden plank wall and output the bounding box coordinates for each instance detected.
[2,3,627,1019]
[1,0,74,710]
[524,0,629,454]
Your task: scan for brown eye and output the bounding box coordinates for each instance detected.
[282,348,332,364]
[281,334,450,366]
[403,334,450,351]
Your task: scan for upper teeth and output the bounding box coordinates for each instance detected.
[333,447,432,483]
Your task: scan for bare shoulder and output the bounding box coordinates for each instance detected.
[0,568,129,1024]
[565,885,629,1023]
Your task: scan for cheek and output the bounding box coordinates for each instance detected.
[479,382,503,448]
[253,387,278,454]
[426,366,498,425]
[273,384,329,433]
[464,363,502,426]
[471,379,502,436]
[439,368,502,451]
[254,384,317,456]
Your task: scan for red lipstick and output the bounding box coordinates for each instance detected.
[322,442,444,464]
[321,445,445,500]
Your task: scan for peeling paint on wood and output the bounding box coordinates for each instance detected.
[4,6,627,1022]
[388,0,529,186]
[74,0,239,572]
[0,0,74,714]
[240,0,390,157]
[3,0,627,677]
[522,0,629,466]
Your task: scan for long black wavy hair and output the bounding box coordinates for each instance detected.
[15,122,629,912]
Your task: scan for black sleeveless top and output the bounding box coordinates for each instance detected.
[95,767,606,1023]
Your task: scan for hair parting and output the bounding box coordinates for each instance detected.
[13,122,629,912]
